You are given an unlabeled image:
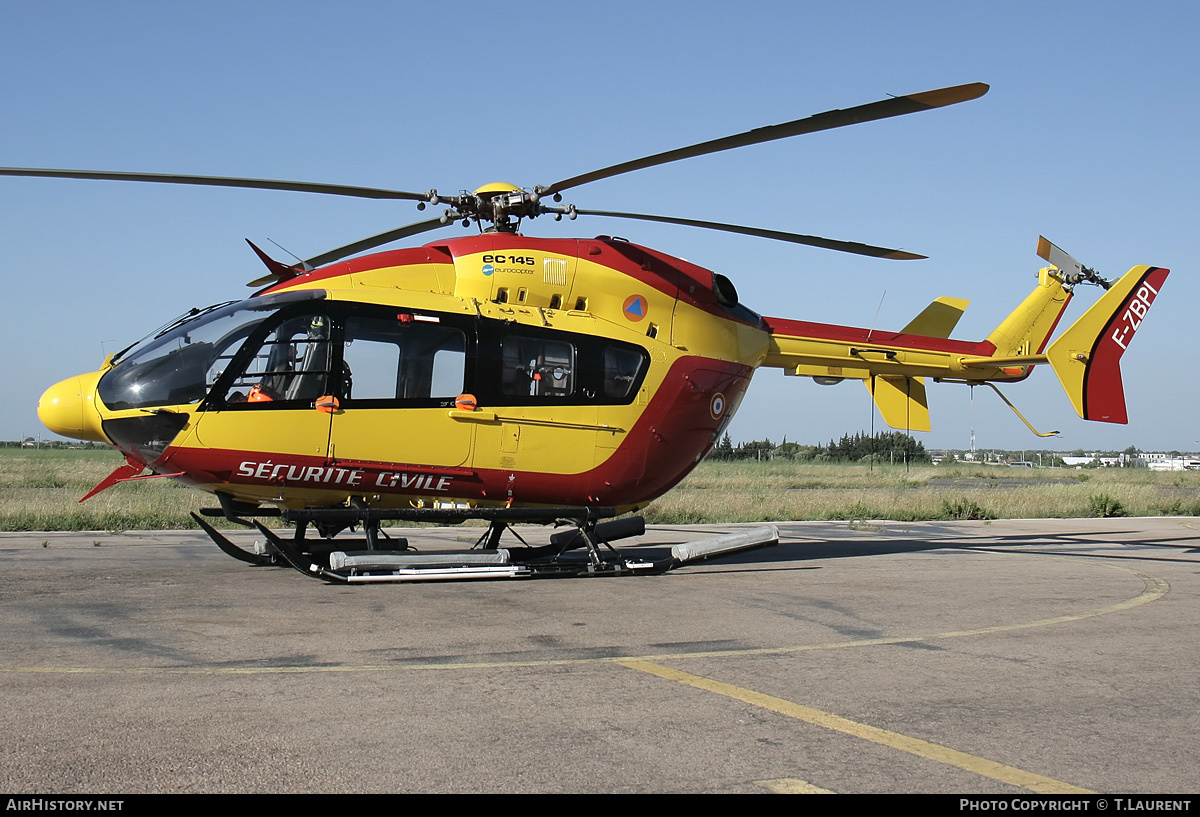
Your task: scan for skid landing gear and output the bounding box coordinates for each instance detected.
[192,505,778,583]
[189,511,408,566]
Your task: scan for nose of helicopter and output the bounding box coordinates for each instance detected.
[38,371,107,442]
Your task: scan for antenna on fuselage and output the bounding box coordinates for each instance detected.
[266,238,309,269]
[866,290,887,342]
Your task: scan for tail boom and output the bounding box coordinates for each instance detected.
[761,319,1016,433]
[761,263,1166,431]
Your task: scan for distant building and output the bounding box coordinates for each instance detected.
[1060,453,1146,468]
[1147,457,1200,471]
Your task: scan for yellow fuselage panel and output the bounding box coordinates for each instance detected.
[69,235,769,510]
[451,248,580,309]
[191,409,331,458]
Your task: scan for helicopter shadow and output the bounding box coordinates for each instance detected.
[617,523,1200,574]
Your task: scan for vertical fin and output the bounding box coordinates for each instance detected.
[865,376,930,432]
[1046,265,1168,423]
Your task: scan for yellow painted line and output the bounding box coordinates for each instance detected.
[0,562,1166,677]
[619,659,1093,795]
[756,778,834,794]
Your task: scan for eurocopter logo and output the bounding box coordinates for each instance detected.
[481,254,535,277]
[623,294,648,322]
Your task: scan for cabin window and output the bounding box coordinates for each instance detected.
[340,316,466,403]
[603,346,645,400]
[476,319,650,407]
[500,336,575,398]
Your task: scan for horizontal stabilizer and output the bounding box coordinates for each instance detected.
[901,297,969,338]
[1046,265,1168,423]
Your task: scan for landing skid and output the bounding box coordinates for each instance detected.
[191,506,778,583]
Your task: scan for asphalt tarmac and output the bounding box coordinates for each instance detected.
[1,517,1197,794]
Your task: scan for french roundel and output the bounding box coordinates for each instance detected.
[622,294,648,322]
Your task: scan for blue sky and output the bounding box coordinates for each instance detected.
[3,1,1196,451]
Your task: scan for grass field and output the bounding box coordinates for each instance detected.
[2,447,1199,531]
[641,459,1200,524]
[0,448,204,531]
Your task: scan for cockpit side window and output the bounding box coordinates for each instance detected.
[221,314,333,406]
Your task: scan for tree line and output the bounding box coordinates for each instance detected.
[708,431,929,463]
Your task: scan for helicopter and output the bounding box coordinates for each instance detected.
[15,82,1169,582]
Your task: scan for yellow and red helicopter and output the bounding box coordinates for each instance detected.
[12,82,1168,581]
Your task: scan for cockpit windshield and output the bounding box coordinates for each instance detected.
[108,301,237,367]
[97,291,324,411]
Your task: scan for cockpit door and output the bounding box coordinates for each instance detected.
[192,311,337,466]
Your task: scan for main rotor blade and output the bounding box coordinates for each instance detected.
[541,83,988,197]
[573,209,925,260]
[0,167,430,201]
[303,216,450,268]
